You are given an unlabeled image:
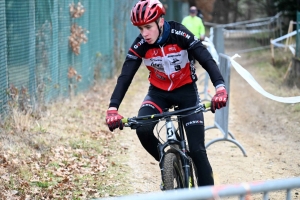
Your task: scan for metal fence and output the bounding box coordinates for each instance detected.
[205,53,247,156]
[206,13,283,55]
[0,0,134,117]
[0,0,187,119]
[200,14,286,156]
[99,177,300,200]
[0,0,7,117]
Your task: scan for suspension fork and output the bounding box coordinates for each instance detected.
[177,117,190,187]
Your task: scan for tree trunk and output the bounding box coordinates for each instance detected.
[232,0,239,22]
[188,0,196,7]
[284,57,300,88]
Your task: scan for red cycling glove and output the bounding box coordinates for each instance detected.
[106,110,123,132]
[211,88,228,113]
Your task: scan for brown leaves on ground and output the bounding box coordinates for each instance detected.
[0,145,108,199]
[0,79,130,199]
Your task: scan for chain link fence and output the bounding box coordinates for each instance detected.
[0,0,187,119]
[0,0,7,118]
[0,0,137,118]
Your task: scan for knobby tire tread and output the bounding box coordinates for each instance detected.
[162,152,184,190]
[188,156,198,188]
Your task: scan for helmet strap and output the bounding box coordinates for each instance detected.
[155,17,163,43]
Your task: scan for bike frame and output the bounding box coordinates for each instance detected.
[121,102,210,189]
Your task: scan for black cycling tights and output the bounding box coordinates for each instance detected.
[136,105,214,186]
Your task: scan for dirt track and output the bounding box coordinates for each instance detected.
[109,51,300,199]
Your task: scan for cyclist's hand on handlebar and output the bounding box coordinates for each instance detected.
[211,87,228,113]
[106,109,123,132]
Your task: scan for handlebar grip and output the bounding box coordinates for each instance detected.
[121,118,128,123]
[204,102,211,109]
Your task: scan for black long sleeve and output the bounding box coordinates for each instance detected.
[189,42,224,87]
[109,56,142,109]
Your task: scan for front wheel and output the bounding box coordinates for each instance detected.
[188,156,198,188]
[161,152,184,190]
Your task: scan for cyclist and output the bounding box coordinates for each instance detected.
[105,0,228,187]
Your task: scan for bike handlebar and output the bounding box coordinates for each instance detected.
[121,102,211,126]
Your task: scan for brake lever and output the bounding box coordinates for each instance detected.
[123,119,141,130]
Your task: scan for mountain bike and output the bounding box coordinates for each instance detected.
[121,102,211,190]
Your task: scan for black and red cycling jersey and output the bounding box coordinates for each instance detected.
[109,21,224,109]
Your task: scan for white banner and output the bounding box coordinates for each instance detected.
[203,36,220,65]
[230,54,300,104]
[270,29,299,55]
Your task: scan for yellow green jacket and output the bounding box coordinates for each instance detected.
[181,16,205,39]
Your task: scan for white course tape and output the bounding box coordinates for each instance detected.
[230,54,300,104]
[271,29,299,45]
[202,37,219,65]
[270,29,298,56]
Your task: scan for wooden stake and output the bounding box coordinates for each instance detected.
[285,20,293,52]
[283,61,293,80]
[270,38,275,66]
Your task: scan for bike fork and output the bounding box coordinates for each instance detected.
[179,140,190,188]
[157,143,166,190]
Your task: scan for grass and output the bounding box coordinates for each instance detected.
[291,103,300,112]
[246,48,293,81]
[242,48,300,120]
[0,80,134,199]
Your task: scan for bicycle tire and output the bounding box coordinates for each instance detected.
[188,156,198,188]
[162,152,184,190]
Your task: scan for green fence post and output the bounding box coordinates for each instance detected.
[29,0,36,103]
[0,0,8,116]
[296,11,300,58]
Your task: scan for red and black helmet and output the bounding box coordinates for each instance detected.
[131,0,166,26]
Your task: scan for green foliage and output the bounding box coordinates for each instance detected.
[292,103,300,112]
[273,0,298,20]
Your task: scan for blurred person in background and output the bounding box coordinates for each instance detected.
[182,6,205,41]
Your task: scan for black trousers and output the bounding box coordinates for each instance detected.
[136,83,214,186]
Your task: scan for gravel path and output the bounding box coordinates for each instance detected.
[111,52,300,200]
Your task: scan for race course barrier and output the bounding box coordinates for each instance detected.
[230,54,300,104]
[203,25,300,156]
[205,53,300,156]
[270,29,299,56]
[198,37,219,102]
[98,176,300,200]
[205,53,247,156]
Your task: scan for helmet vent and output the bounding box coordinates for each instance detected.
[148,11,157,20]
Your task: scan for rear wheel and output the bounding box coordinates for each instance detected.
[162,152,184,190]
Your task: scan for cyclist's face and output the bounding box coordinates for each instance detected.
[138,18,164,44]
